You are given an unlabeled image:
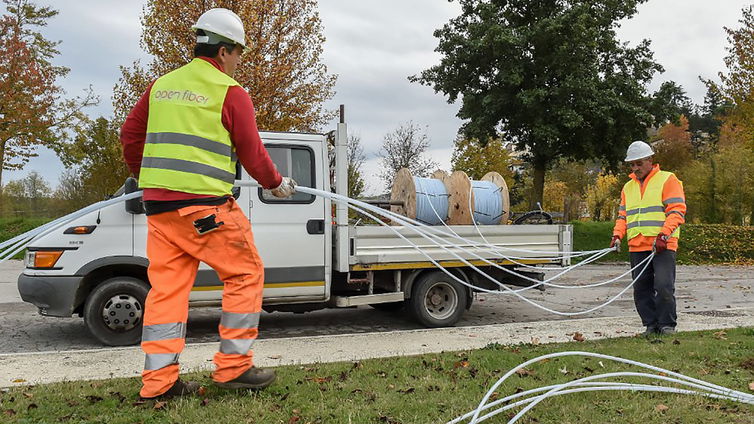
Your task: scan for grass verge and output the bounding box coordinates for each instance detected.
[3,327,753,423]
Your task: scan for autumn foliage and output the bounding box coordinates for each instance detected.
[113,0,336,132]
[0,0,95,188]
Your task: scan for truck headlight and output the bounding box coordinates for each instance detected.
[26,251,64,268]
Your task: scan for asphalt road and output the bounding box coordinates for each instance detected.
[1,260,752,354]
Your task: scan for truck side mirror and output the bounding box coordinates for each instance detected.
[124,177,145,215]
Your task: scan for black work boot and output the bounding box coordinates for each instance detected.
[215,367,276,390]
[642,326,658,337]
[141,379,200,400]
[659,326,677,335]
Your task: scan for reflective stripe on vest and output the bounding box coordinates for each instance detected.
[623,170,681,240]
[139,58,239,196]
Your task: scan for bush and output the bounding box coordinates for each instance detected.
[571,221,754,265]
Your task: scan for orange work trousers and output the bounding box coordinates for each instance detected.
[140,198,264,398]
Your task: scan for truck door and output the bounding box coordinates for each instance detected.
[251,138,327,301]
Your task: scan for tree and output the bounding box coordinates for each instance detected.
[56,117,131,205]
[1,171,51,216]
[0,0,97,188]
[708,5,754,149]
[413,0,675,209]
[585,173,621,222]
[451,137,514,186]
[112,0,336,131]
[651,115,693,174]
[52,169,89,214]
[377,122,439,187]
[347,135,367,199]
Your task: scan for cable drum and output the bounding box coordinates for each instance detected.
[414,177,450,225]
[472,180,503,224]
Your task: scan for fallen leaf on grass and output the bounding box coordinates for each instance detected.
[85,395,103,404]
[748,382,754,391]
[200,398,210,407]
[306,376,332,384]
[515,368,535,377]
[655,404,669,412]
[397,388,415,394]
[559,366,569,375]
[673,339,681,345]
[713,330,728,340]
[454,360,470,369]
[4,409,16,416]
[153,401,167,410]
[573,332,586,342]
[22,392,33,399]
[27,403,37,410]
[131,400,147,407]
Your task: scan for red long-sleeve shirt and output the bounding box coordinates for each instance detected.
[120,57,282,202]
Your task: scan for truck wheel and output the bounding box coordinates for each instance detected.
[83,277,149,346]
[409,271,468,327]
[369,301,405,312]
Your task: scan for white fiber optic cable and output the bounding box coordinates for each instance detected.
[460,351,754,424]
[296,185,653,298]
[309,186,656,315]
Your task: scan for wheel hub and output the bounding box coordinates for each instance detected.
[102,294,143,332]
[424,282,459,320]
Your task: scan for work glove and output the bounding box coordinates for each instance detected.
[653,233,669,254]
[609,236,621,252]
[271,177,297,198]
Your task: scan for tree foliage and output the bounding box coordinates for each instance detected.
[413,0,676,208]
[585,173,620,222]
[0,171,51,216]
[377,122,439,187]
[0,0,96,187]
[652,115,693,174]
[451,137,514,186]
[710,5,754,148]
[55,117,130,210]
[112,0,336,131]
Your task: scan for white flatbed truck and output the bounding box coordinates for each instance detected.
[18,112,572,345]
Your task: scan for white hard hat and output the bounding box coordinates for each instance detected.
[624,140,654,162]
[192,8,247,49]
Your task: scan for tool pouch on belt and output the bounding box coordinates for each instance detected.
[193,214,224,235]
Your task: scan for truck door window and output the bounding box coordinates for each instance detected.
[260,145,316,204]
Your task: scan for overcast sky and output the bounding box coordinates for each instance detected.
[4,0,751,195]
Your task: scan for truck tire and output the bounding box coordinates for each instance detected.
[409,271,467,327]
[83,277,149,346]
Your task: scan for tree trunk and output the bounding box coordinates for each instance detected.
[530,162,546,210]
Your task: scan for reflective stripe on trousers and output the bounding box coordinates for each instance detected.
[140,198,265,398]
[219,311,260,355]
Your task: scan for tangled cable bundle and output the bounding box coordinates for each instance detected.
[448,351,754,423]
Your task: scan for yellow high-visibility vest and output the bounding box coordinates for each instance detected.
[139,59,239,196]
[623,170,680,240]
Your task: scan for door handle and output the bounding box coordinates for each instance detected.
[306,219,325,235]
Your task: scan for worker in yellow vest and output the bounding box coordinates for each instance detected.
[121,8,296,399]
[610,141,686,336]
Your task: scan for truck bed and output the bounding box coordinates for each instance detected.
[349,224,572,271]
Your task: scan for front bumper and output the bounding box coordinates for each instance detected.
[17,274,83,317]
